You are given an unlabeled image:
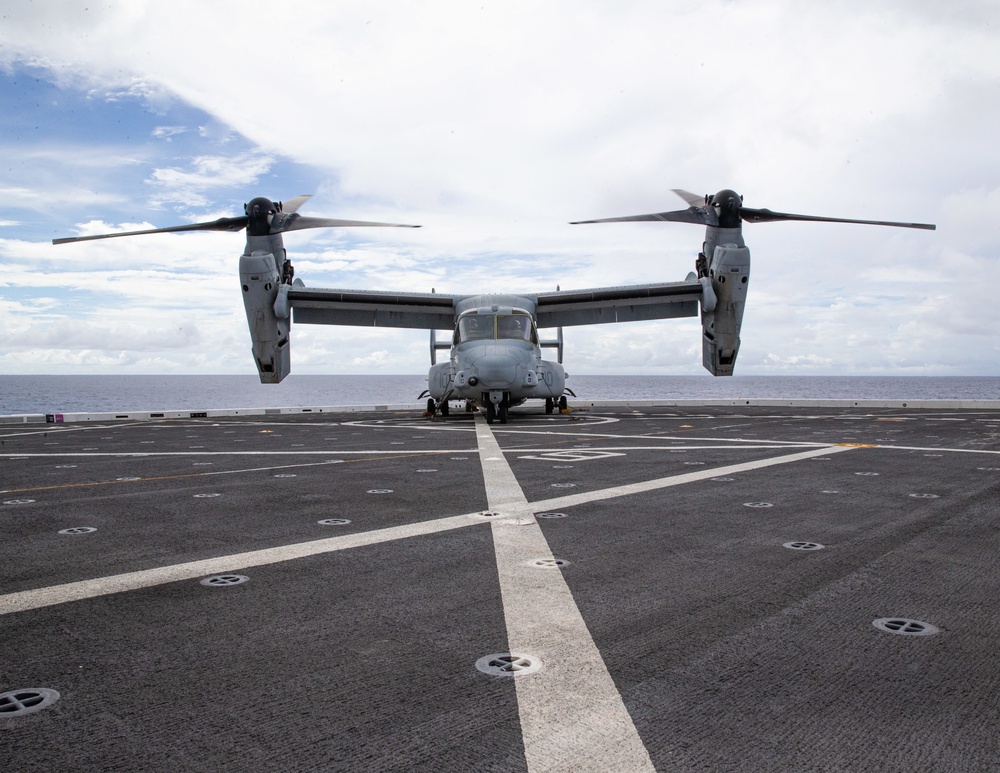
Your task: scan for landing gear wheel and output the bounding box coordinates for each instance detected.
[558,395,568,411]
[499,400,509,424]
[426,398,436,414]
[545,398,554,414]
[440,400,450,416]
[486,402,496,424]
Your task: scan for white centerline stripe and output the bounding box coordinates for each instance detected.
[0,514,480,617]
[475,415,656,773]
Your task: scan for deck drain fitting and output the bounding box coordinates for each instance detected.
[471,510,505,519]
[0,688,60,717]
[4,499,36,505]
[873,618,939,636]
[475,653,542,677]
[273,474,297,478]
[743,502,774,508]
[193,493,221,498]
[783,541,825,551]
[536,512,568,519]
[367,489,393,494]
[530,558,570,569]
[317,518,352,526]
[415,469,438,473]
[854,472,880,476]
[551,483,576,488]
[909,493,940,499]
[200,574,249,587]
[58,527,97,535]
[711,478,735,483]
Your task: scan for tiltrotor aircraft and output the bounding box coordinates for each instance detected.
[54,189,935,423]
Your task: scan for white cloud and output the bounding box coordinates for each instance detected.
[0,1,997,376]
[152,125,187,140]
[146,152,274,208]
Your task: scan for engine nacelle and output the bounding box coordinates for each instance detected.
[240,250,290,383]
[427,361,454,400]
[535,359,566,398]
[702,244,750,376]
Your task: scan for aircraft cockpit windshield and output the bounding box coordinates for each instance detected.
[456,313,537,344]
[497,314,534,342]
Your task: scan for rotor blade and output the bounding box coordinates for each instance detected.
[274,214,421,233]
[571,206,718,226]
[672,189,707,208]
[280,194,312,214]
[52,216,248,245]
[740,207,936,230]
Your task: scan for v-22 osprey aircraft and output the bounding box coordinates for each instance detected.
[54,189,935,424]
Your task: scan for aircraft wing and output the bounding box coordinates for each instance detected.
[288,287,458,330]
[532,280,703,328]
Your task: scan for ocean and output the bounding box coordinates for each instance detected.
[2,375,999,415]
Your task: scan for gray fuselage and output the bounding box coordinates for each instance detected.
[426,294,566,411]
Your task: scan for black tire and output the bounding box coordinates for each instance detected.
[486,402,496,424]
[545,398,554,414]
[427,398,436,413]
[499,400,508,424]
[558,395,568,411]
[440,401,450,416]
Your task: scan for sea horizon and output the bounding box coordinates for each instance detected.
[2,374,999,416]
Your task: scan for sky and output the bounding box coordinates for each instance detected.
[1,0,998,378]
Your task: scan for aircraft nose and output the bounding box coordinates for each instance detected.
[473,354,519,387]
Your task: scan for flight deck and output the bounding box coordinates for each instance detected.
[1,403,998,771]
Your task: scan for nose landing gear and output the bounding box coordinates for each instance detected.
[485,394,509,425]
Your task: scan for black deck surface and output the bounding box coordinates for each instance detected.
[2,405,998,771]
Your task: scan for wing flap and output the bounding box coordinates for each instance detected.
[534,281,702,328]
[289,288,457,330]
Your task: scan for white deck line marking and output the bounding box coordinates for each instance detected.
[0,438,857,624]
[0,514,480,617]
[874,445,1000,455]
[529,444,857,512]
[507,443,823,452]
[0,449,477,458]
[475,416,656,773]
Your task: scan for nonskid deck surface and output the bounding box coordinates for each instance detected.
[1,405,998,771]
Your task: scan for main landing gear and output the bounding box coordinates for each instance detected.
[546,396,569,414]
[425,397,450,417]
